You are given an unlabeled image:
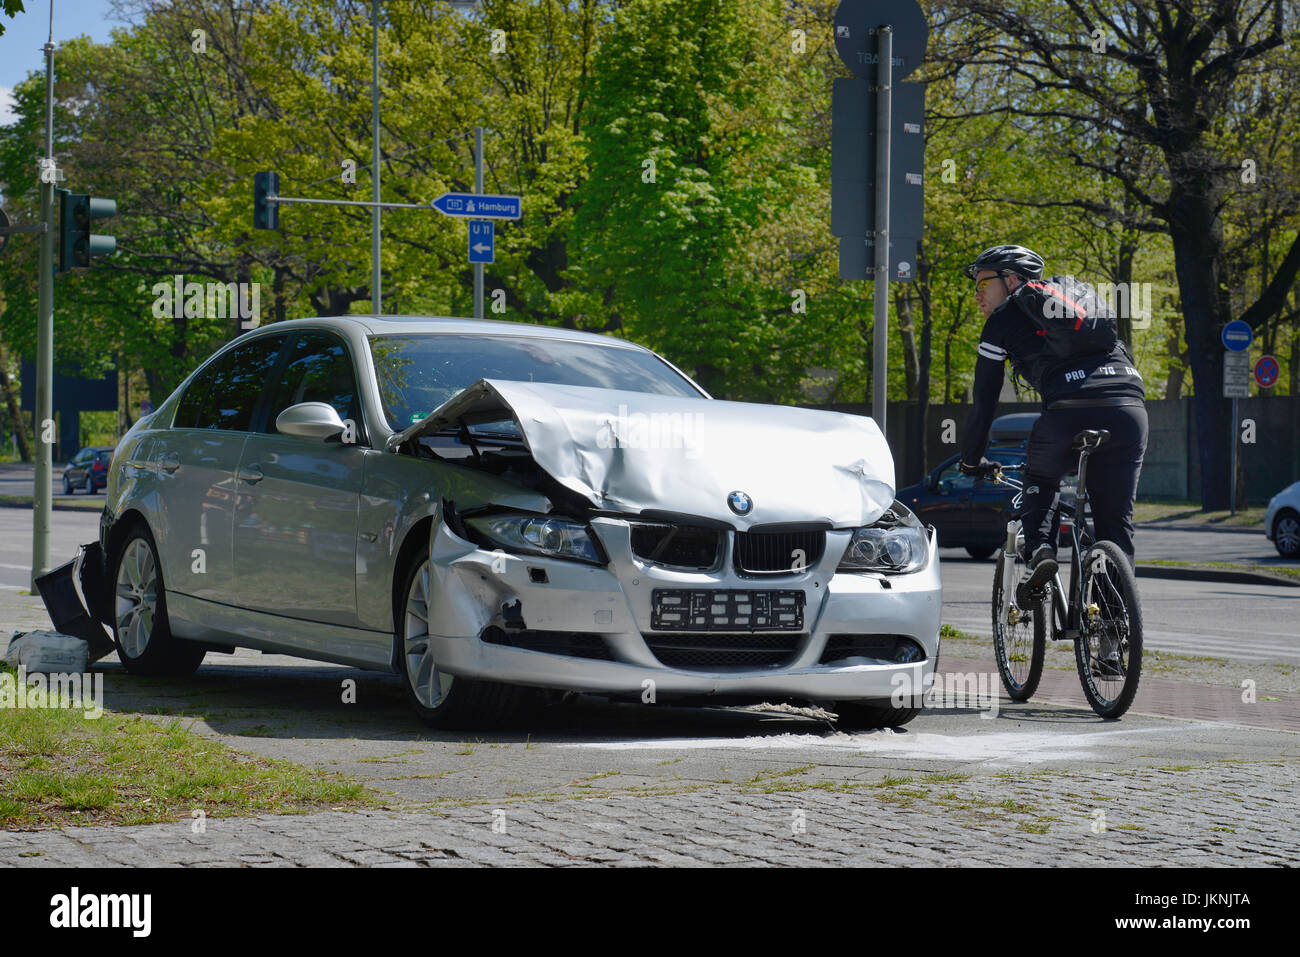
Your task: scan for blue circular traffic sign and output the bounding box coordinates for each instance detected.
[1222,320,1253,352]
[1254,355,1280,389]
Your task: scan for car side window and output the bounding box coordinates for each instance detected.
[265,332,362,437]
[194,335,286,432]
[174,359,223,429]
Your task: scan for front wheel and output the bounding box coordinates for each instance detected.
[397,556,530,729]
[1076,541,1143,719]
[992,543,1048,701]
[832,701,920,729]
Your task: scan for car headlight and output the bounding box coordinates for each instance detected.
[464,513,604,565]
[838,501,929,574]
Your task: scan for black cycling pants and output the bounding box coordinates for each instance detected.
[1020,403,1148,565]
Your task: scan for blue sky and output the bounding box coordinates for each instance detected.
[0,0,130,124]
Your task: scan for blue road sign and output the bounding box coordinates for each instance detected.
[431,192,521,220]
[1222,320,1253,352]
[468,221,494,264]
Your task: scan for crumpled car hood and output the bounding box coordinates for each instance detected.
[392,379,896,529]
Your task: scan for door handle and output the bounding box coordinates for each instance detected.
[238,464,264,484]
[160,452,181,474]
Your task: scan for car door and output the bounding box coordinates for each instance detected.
[232,330,368,628]
[154,334,287,605]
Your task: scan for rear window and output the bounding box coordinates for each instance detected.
[369,333,701,430]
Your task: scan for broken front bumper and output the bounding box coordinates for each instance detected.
[426,515,942,705]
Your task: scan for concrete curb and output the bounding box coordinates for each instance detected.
[1136,562,1300,588]
[0,496,102,513]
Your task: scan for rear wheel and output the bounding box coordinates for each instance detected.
[62,475,72,495]
[397,555,530,729]
[1075,541,1143,719]
[84,474,95,494]
[966,546,995,560]
[992,543,1048,701]
[1273,509,1300,559]
[110,524,206,676]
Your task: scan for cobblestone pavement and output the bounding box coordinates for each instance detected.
[3,761,1296,867]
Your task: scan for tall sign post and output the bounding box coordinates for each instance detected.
[1222,319,1253,517]
[832,0,928,435]
[871,26,892,437]
[33,11,60,588]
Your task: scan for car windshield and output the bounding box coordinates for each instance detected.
[369,333,702,430]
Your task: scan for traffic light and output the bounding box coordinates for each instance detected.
[253,171,280,230]
[58,190,117,272]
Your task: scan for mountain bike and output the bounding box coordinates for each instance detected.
[983,429,1143,719]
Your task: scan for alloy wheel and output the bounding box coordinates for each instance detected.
[115,538,158,658]
[403,559,454,709]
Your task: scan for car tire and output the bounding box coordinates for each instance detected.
[966,546,996,560]
[110,522,206,677]
[395,553,530,729]
[1274,509,1300,559]
[84,474,95,494]
[62,475,72,495]
[831,701,920,730]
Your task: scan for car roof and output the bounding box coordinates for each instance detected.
[247,315,652,352]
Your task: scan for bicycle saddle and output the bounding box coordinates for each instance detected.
[1071,429,1110,450]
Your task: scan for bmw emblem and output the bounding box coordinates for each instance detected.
[727,490,753,516]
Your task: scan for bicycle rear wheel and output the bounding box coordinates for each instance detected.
[1075,540,1143,719]
[992,544,1048,701]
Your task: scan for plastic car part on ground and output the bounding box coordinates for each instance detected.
[4,630,90,674]
[32,542,116,662]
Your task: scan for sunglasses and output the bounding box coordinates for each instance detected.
[974,274,1007,293]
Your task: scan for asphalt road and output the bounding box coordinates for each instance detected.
[0,463,99,503]
[3,506,1295,662]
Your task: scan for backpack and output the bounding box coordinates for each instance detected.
[1009,275,1118,360]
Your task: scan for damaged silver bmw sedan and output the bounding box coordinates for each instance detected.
[95,316,941,728]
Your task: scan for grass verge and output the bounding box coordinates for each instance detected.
[0,665,375,830]
[1132,500,1265,526]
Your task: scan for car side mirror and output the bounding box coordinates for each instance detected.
[276,402,346,441]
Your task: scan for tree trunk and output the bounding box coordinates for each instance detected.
[0,347,32,463]
[1168,187,1231,511]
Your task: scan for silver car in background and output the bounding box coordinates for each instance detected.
[96,316,942,728]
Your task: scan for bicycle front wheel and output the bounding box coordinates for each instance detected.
[992,545,1048,701]
[1076,540,1143,719]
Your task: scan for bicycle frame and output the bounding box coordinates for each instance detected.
[990,443,1099,640]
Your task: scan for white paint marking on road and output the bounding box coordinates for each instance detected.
[560,725,1182,765]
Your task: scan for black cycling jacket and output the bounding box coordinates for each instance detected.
[960,295,1146,467]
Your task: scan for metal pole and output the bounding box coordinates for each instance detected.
[371,0,381,315]
[31,6,56,589]
[871,26,892,434]
[1230,396,1237,516]
[473,126,484,319]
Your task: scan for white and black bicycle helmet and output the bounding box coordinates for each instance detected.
[963,244,1045,281]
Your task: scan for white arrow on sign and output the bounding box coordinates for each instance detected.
[472,242,490,254]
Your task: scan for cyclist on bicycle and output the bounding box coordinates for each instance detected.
[957,244,1148,605]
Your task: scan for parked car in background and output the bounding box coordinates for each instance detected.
[896,414,1077,560]
[1265,481,1300,558]
[62,446,114,494]
[90,316,942,730]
